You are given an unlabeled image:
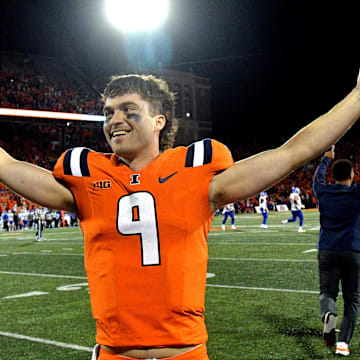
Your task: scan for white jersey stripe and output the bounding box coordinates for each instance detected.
[70,147,85,177]
[193,140,204,167]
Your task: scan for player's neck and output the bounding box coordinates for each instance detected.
[117,148,161,172]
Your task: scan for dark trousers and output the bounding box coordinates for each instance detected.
[222,211,235,225]
[287,210,304,226]
[318,249,360,344]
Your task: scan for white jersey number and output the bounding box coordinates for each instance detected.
[117,192,160,266]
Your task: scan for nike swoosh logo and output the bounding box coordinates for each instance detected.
[159,171,178,183]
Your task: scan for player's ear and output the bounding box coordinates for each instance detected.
[154,114,166,131]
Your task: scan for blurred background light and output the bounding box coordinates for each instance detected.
[105,0,169,32]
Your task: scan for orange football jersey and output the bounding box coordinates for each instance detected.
[52,139,234,347]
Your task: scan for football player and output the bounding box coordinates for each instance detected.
[282,187,306,232]
[7,209,14,232]
[221,203,236,230]
[1,71,360,359]
[34,206,45,240]
[259,191,269,229]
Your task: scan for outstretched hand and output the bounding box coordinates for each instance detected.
[324,145,335,160]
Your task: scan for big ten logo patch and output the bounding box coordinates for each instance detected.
[92,180,112,189]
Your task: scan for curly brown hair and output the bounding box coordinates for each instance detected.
[102,74,178,151]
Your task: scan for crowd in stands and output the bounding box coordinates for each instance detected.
[1,70,360,231]
[0,71,103,115]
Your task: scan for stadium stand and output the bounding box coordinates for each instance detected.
[0,71,103,114]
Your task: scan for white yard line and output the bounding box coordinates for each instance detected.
[11,252,83,256]
[206,283,319,294]
[208,232,311,236]
[209,257,316,262]
[1,255,316,264]
[0,236,83,241]
[208,242,316,245]
[0,270,319,294]
[0,271,86,279]
[303,248,318,253]
[3,291,49,299]
[210,224,317,229]
[0,331,92,352]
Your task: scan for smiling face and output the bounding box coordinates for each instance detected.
[102,74,177,152]
[103,93,165,165]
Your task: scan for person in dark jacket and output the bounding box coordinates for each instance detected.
[313,145,360,357]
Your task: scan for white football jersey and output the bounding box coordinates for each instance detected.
[290,192,302,211]
[223,203,235,213]
[7,211,14,222]
[259,194,268,211]
[18,210,28,221]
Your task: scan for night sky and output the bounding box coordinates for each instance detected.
[1,0,360,149]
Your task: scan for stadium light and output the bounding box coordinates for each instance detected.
[105,0,169,32]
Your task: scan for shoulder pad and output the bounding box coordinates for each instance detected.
[63,147,91,177]
[185,139,212,167]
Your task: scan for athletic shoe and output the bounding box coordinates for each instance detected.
[261,224,268,229]
[298,228,306,233]
[231,224,236,230]
[323,312,337,347]
[335,342,349,356]
[221,224,225,230]
[281,220,288,224]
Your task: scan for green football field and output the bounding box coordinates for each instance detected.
[0,210,356,359]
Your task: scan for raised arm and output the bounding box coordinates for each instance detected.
[0,148,76,212]
[209,71,360,212]
[313,146,334,189]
